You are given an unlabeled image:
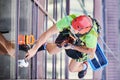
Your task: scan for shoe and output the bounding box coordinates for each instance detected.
[18,59,29,67]
[19,44,31,52]
[0,30,9,33]
[78,62,88,78]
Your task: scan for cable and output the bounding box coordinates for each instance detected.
[33,0,56,24]
[61,5,79,40]
[99,36,120,63]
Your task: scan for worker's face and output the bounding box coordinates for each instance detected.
[73,27,91,35]
[73,29,86,35]
[73,29,79,34]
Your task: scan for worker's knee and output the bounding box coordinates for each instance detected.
[69,60,83,72]
[69,65,77,72]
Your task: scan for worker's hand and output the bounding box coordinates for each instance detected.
[25,48,37,60]
[62,43,74,50]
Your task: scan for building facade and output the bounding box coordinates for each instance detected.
[0,0,120,80]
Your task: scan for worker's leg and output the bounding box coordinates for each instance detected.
[69,59,88,79]
[37,42,62,55]
[19,42,62,55]
[69,59,84,72]
[0,43,8,54]
[0,33,15,57]
[46,43,62,55]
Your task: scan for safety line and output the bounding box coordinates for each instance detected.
[100,36,120,62]
[62,7,79,40]
[33,0,56,24]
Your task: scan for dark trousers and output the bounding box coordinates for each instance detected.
[55,29,83,59]
[65,49,83,59]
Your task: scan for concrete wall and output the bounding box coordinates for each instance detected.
[94,0,120,80]
[0,0,11,32]
[0,0,16,79]
[1,0,120,79]
[105,0,120,80]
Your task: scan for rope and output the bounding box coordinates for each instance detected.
[33,0,56,24]
[61,6,78,40]
[77,0,88,15]
[99,36,120,62]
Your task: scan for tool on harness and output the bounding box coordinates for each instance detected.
[55,28,85,48]
[55,29,85,59]
[55,29,75,48]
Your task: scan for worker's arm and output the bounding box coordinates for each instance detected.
[64,44,96,59]
[73,45,96,54]
[74,45,96,59]
[25,24,59,60]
